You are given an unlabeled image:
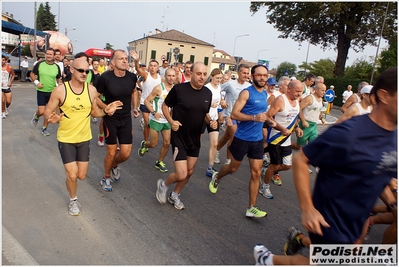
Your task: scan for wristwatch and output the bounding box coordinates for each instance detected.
[151,111,156,116]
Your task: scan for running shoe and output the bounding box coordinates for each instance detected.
[69,200,81,216]
[254,244,273,265]
[283,226,304,255]
[138,140,146,158]
[5,107,9,116]
[271,173,282,186]
[221,122,227,132]
[155,160,168,172]
[31,112,38,126]
[209,172,220,194]
[259,183,274,199]
[167,192,185,210]
[2,113,6,119]
[97,134,104,147]
[41,128,50,136]
[224,159,231,165]
[100,178,113,191]
[206,167,217,177]
[92,117,97,123]
[156,179,167,204]
[214,151,220,164]
[110,167,120,182]
[246,206,267,218]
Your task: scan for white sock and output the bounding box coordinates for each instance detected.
[70,197,78,202]
[265,253,274,265]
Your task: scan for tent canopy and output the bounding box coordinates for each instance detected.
[2,20,48,37]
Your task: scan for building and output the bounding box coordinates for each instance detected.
[1,12,22,54]
[128,29,214,73]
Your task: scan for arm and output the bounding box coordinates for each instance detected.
[30,64,44,89]
[293,151,330,235]
[298,95,312,128]
[132,87,139,118]
[8,68,15,87]
[144,84,162,119]
[44,85,64,123]
[335,104,359,124]
[231,90,267,122]
[380,181,397,218]
[88,84,123,118]
[340,94,356,113]
[162,102,181,131]
[130,50,147,80]
[266,96,289,135]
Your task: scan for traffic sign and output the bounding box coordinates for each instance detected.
[324,89,335,103]
[161,55,166,61]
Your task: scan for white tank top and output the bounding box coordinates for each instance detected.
[354,103,372,115]
[149,83,170,124]
[141,73,161,104]
[268,94,300,147]
[303,94,323,123]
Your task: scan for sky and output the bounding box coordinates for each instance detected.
[2,1,388,69]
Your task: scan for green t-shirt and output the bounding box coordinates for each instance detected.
[32,61,61,93]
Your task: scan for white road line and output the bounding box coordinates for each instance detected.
[2,226,38,265]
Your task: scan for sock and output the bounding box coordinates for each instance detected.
[42,126,46,130]
[208,164,213,170]
[70,197,77,202]
[171,191,178,198]
[99,133,104,137]
[161,180,167,188]
[265,253,274,265]
[103,175,111,179]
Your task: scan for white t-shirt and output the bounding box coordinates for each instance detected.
[342,90,353,103]
[205,83,221,121]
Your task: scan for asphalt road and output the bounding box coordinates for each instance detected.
[2,82,386,265]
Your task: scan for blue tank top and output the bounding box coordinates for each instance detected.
[235,85,268,141]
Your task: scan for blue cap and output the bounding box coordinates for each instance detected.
[267,77,277,85]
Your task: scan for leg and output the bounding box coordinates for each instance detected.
[248,158,263,208]
[146,127,159,148]
[104,144,118,176]
[158,129,171,162]
[172,156,198,194]
[142,111,150,141]
[208,131,219,165]
[1,92,5,114]
[225,123,237,160]
[113,143,132,166]
[4,91,12,110]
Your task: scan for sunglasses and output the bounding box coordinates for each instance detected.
[73,67,90,74]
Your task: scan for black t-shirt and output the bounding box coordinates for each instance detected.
[96,70,137,115]
[164,82,212,150]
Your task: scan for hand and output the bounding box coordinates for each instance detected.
[295,127,304,137]
[133,109,139,118]
[209,120,218,130]
[302,120,309,128]
[211,101,219,108]
[130,50,139,61]
[48,112,64,123]
[257,113,267,122]
[220,100,228,109]
[281,128,291,136]
[105,100,123,116]
[37,82,43,89]
[171,120,182,131]
[301,207,330,236]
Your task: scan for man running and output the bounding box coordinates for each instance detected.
[96,49,139,192]
[1,56,15,119]
[138,68,176,173]
[336,85,372,123]
[30,48,62,136]
[155,62,216,210]
[44,58,122,215]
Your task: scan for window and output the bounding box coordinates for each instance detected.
[180,45,184,47]
[151,50,156,60]
[178,54,183,62]
[204,57,209,66]
[191,46,196,49]
[190,55,195,62]
[167,52,170,62]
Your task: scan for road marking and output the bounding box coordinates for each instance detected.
[2,226,38,265]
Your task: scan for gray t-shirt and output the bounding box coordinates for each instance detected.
[221,79,251,117]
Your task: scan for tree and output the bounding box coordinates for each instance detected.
[298,58,335,79]
[104,43,114,51]
[275,61,297,80]
[344,57,374,80]
[378,38,397,73]
[250,2,397,78]
[21,44,32,57]
[36,2,57,31]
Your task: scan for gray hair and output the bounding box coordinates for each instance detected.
[357,81,369,90]
[278,76,290,85]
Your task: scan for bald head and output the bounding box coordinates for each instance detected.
[190,62,207,89]
[72,58,89,69]
[287,79,303,100]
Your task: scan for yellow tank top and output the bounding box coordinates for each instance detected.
[57,82,92,143]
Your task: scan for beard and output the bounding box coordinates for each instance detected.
[253,79,266,88]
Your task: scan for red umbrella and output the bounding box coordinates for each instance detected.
[85,48,113,58]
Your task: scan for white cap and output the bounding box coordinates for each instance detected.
[360,85,373,94]
[290,76,297,81]
[330,85,334,89]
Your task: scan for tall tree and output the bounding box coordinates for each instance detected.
[250,2,397,77]
[36,2,57,31]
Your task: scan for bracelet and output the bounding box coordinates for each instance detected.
[34,80,40,86]
[253,115,256,121]
[387,202,397,212]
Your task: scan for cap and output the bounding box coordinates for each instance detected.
[267,77,277,85]
[139,63,146,67]
[360,85,373,94]
[290,76,297,81]
[330,85,335,89]
[24,56,28,59]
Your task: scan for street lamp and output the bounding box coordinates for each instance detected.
[268,57,279,69]
[232,34,249,71]
[257,49,269,61]
[64,27,76,37]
